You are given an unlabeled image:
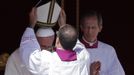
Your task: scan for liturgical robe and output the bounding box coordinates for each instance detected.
[19,28,90,75]
[5,49,32,75]
[80,37,125,75]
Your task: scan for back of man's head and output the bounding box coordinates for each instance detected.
[58,24,78,50]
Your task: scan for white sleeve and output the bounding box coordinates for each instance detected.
[108,48,125,75]
[5,55,19,75]
[73,39,90,75]
[19,27,43,74]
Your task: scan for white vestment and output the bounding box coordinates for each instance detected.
[87,41,125,75]
[5,49,32,75]
[19,28,90,75]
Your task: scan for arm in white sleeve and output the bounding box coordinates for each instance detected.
[73,39,90,75]
[19,27,42,74]
[108,48,125,75]
[5,55,19,75]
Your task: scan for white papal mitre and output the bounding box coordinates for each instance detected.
[36,0,61,27]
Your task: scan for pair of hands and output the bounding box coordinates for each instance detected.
[90,61,101,75]
[29,7,66,28]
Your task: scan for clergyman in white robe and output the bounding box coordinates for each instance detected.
[19,27,90,75]
[4,49,32,75]
[5,27,54,75]
[80,37,125,75]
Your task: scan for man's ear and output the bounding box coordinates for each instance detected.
[56,37,60,44]
[99,25,103,32]
[55,37,60,47]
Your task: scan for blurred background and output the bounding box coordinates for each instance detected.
[0,0,134,75]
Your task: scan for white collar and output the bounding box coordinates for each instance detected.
[82,37,97,46]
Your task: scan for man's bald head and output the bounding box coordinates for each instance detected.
[58,24,78,50]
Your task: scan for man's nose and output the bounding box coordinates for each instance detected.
[88,27,93,33]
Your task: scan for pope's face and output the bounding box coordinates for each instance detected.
[37,36,54,50]
[81,16,102,42]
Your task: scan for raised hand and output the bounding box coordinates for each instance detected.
[29,7,37,28]
[58,9,66,28]
[90,61,101,75]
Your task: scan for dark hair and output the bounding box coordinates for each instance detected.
[58,24,78,50]
[80,10,103,27]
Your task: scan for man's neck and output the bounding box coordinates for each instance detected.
[55,44,65,51]
[82,37,97,46]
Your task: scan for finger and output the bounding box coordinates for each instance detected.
[96,65,100,71]
[96,71,100,75]
[60,9,63,16]
[95,61,101,71]
[29,7,35,16]
[34,7,37,17]
[91,61,100,69]
[62,9,66,17]
[60,9,66,18]
[61,9,66,21]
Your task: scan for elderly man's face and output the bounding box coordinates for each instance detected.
[37,35,54,50]
[81,16,102,42]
